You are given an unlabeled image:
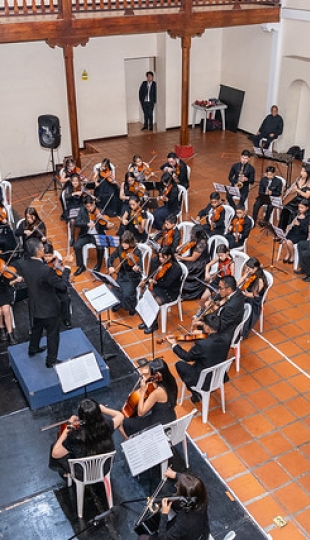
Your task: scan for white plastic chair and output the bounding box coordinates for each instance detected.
[223,204,235,234]
[82,243,109,269]
[137,242,152,279]
[68,450,116,519]
[1,180,14,225]
[230,250,249,282]
[161,409,197,476]
[259,270,273,333]
[230,216,254,254]
[276,239,299,270]
[253,136,280,158]
[230,303,252,372]
[159,261,188,333]
[180,357,235,424]
[176,185,187,223]
[145,211,154,237]
[15,218,25,248]
[177,221,194,247]
[207,235,228,263]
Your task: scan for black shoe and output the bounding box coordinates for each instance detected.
[62,321,72,329]
[0,328,8,341]
[302,276,310,282]
[129,310,136,316]
[112,304,121,312]
[190,391,202,404]
[74,265,86,276]
[144,322,159,335]
[28,346,47,357]
[8,333,18,346]
[141,126,148,131]
[46,359,62,368]
[93,264,102,273]
[69,238,74,247]
[138,323,146,330]
[149,127,153,131]
[294,269,305,275]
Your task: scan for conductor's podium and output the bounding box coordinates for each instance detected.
[8,328,110,410]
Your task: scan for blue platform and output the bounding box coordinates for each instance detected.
[8,328,110,410]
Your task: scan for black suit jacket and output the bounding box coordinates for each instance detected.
[173,333,230,374]
[218,288,245,341]
[258,175,283,197]
[18,258,70,319]
[139,80,157,105]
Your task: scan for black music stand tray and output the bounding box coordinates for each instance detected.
[263,223,288,275]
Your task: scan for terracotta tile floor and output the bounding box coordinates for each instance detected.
[12,126,310,538]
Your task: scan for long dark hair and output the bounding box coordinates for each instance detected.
[24,206,41,225]
[75,398,114,455]
[176,473,208,512]
[245,257,268,290]
[149,358,178,408]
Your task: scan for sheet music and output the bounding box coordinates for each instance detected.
[213,182,227,193]
[121,424,173,476]
[136,288,159,328]
[55,352,102,393]
[270,196,283,209]
[226,186,240,197]
[85,284,119,312]
[272,225,287,240]
[91,270,120,288]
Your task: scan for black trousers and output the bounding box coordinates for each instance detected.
[252,197,273,223]
[74,234,103,268]
[297,240,310,275]
[29,315,60,363]
[142,101,154,129]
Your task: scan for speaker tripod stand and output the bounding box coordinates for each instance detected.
[39,148,61,200]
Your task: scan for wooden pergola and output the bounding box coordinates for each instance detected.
[0,0,281,163]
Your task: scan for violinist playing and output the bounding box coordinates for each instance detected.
[120,171,146,215]
[64,173,84,246]
[119,194,148,243]
[51,398,123,479]
[152,173,180,232]
[0,255,18,345]
[73,196,114,276]
[128,154,157,191]
[104,358,177,439]
[168,313,230,404]
[175,225,209,301]
[107,231,142,316]
[237,257,267,339]
[137,469,210,540]
[93,158,121,217]
[15,206,47,257]
[225,204,252,249]
[59,157,83,220]
[138,246,182,334]
[195,244,234,319]
[152,214,181,254]
[0,201,17,254]
[195,192,225,237]
[160,152,189,189]
[43,243,72,329]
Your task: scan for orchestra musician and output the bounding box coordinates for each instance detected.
[93,158,121,217]
[107,231,142,316]
[226,149,255,208]
[278,163,310,231]
[252,166,283,226]
[43,243,72,329]
[105,358,177,439]
[120,171,146,215]
[152,173,180,232]
[152,214,181,253]
[51,398,123,479]
[167,313,231,404]
[175,225,210,301]
[59,157,83,221]
[225,204,252,249]
[15,206,47,257]
[137,468,210,540]
[138,246,182,334]
[237,257,267,339]
[0,202,17,254]
[195,244,234,319]
[64,173,84,246]
[119,195,148,243]
[73,195,114,276]
[13,238,73,368]
[215,275,244,341]
[281,200,309,264]
[160,152,189,189]
[195,191,225,237]
[128,154,156,190]
[0,254,18,345]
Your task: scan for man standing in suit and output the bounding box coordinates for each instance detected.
[227,149,255,208]
[167,313,231,403]
[15,238,72,368]
[139,71,157,131]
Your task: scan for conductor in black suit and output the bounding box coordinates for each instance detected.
[15,238,72,368]
[139,71,157,131]
[167,313,231,403]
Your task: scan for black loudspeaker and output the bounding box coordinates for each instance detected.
[38,114,61,149]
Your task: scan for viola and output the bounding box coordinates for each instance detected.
[149,261,172,290]
[121,248,139,268]
[121,373,162,418]
[0,259,19,280]
[209,205,223,231]
[157,332,208,344]
[0,207,8,223]
[47,257,64,277]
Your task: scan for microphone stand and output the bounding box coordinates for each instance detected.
[67,507,115,540]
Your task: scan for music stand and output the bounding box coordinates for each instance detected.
[136,288,160,360]
[264,223,288,274]
[90,272,132,331]
[257,195,283,241]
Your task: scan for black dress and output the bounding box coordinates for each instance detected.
[286,216,309,244]
[279,183,310,230]
[181,238,210,300]
[108,246,142,313]
[123,400,176,437]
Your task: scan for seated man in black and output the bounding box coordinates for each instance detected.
[252,166,283,225]
[217,275,245,342]
[160,152,189,189]
[225,204,252,249]
[167,313,231,403]
[253,105,283,149]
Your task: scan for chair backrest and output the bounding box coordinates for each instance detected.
[177,184,186,210]
[1,180,12,207]
[222,205,235,234]
[207,235,228,261]
[177,221,194,245]
[68,451,116,483]
[262,269,273,305]
[93,162,116,178]
[137,242,152,278]
[186,165,191,182]
[195,357,235,393]
[276,175,286,195]
[230,250,249,282]
[162,409,197,446]
[230,303,252,347]
[145,211,154,236]
[178,261,189,298]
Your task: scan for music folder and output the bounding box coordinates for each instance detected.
[55,351,102,393]
[121,424,172,476]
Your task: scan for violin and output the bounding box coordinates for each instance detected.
[156,229,175,248]
[121,248,140,268]
[130,208,143,227]
[240,272,257,291]
[157,332,208,344]
[230,217,244,236]
[217,257,233,278]
[121,373,162,418]
[47,257,64,277]
[40,418,84,432]
[89,208,110,226]
[208,205,223,231]
[177,240,196,255]
[129,181,146,198]
[99,168,115,184]
[149,261,172,290]
[0,259,20,280]
[0,207,8,223]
